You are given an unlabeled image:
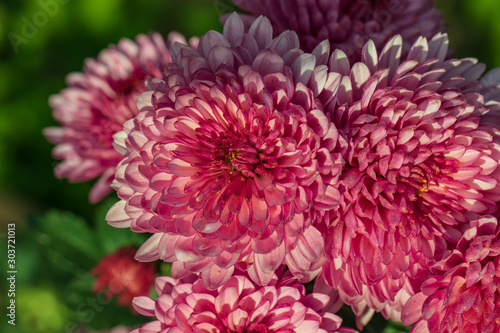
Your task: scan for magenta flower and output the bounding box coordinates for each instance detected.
[132,269,356,333]
[107,13,346,288]
[320,33,500,323]
[43,33,178,203]
[228,0,445,62]
[401,216,500,333]
[90,247,155,307]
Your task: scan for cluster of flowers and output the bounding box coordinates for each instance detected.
[45,1,500,332]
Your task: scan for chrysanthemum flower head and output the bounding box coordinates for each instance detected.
[90,246,156,307]
[320,33,500,323]
[401,216,500,333]
[43,33,182,203]
[132,269,356,333]
[228,0,445,62]
[107,13,346,289]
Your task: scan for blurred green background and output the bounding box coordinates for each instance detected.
[1,0,500,332]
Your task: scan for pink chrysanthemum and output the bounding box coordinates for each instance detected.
[107,13,346,289]
[228,0,445,62]
[132,269,356,333]
[90,247,156,307]
[401,216,500,333]
[319,33,500,324]
[43,33,182,203]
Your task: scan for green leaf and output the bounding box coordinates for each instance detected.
[32,210,101,270]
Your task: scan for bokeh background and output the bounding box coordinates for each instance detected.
[1,0,500,332]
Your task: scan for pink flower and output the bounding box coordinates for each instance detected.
[43,33,180,203]
[107,13,346,289]
[90,247,156,307]
[320,33,500,324]
[401,216,500,333]
[132,269,356,333]
[228,0,445,62]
